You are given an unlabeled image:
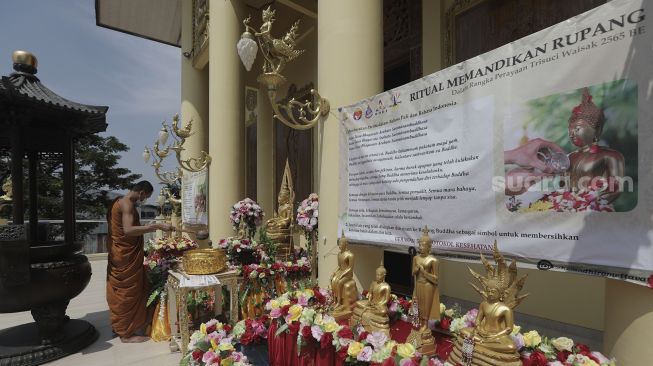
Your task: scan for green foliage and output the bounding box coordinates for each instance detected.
[524,80,638,211]
[0,134,141,232]
[257,228,277,258]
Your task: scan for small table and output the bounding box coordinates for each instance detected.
[166,268,242,354]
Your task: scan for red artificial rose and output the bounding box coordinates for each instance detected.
[301,325,312,339]
[281,304,291,316]
[358,331,370,341]
[576,343,591,354]
[439,317,451,330]
[399,298,411,311]
[240,329,255,345]
[557,350,571,362]
[290,298,298,305]
[337,327,354,340]
[223,324,232,333]
[336,344,348,360]
[321,332,334,349]
[528,350,548,366]
[206,323,216,334]
[191,350,203,361]
[288,322,300,335]
[313,290,326,304]
[381,357,397,366]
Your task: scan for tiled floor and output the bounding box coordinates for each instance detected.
[0,259,181,366]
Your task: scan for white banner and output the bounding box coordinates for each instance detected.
[182,168,208,225]
[338,0,652,285]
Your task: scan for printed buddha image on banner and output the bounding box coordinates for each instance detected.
[337,0,652,285]
[182,168,208,225]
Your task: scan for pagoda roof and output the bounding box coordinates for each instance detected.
[0,68,108,135]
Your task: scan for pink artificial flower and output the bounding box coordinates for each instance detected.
[202,350,218,364]
[357,346,373,362]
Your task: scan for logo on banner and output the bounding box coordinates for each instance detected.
[375,99,387,116]
[353,108,363,120]
[390,92,402,108]
[364,105,373,119]
[537,260,553,271]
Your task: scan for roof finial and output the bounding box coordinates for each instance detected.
[12,50,38,74]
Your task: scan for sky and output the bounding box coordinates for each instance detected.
[0,0,180,194]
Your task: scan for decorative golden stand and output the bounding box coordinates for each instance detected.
[166,269,242,354]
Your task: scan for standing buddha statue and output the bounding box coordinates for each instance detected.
[567,87,624,203]
[350,262,391,335]
[329,231,358,321]
[449,241,528,366]
[406,226,440,356]
[265,159,294,261]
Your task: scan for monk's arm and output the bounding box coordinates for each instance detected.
[121,200,164,236]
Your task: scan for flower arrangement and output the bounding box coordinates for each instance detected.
[144,237,197,307]
[386,294,413,322]
[181,319,251,366]
[147,236,198,256]
[264,289,445,365]
[229,198,264,237]
[296,193,319,239]
[214,238,262,265]
[143,250,174,306]
[445,308,617,366]
[241,258,311,284]
[186,290,216,328]
[232,316,269,345]
[520,188,613,213]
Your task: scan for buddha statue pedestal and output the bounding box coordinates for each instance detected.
[450,336,521,366]
[349,262,391,335]
[448,242,528,366]
[407,328,436,356]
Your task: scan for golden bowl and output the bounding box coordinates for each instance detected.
[182,248,227,275]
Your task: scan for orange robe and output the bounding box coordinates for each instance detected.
[106,198,147,337]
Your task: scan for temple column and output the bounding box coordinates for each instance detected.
[208,0,245,239]
[256,84,274,214]
[604,279,653,363]
[317,0,383,289]
[422,0,442,75]
[180,0,209,165]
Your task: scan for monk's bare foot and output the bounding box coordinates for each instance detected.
[120,335,150,343]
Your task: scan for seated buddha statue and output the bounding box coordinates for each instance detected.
[567,88,625,204]
[449,242,528,366]
[350,262,391,335]
[329,232,358,321]
[406,227,440,356]
[265,160,294,260]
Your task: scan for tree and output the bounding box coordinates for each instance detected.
[0,134,141,224]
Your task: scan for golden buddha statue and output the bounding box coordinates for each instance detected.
[450,241,528,366]
[265,159,294,261]
[567,88,624,203]
[350,262,391,335]
[406,227,440,356]
[329,231,358,321]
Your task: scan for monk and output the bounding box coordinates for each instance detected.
[106,181,172,343]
